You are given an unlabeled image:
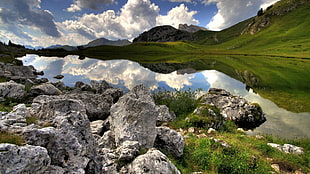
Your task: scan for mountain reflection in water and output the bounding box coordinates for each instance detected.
[18,54,310,139]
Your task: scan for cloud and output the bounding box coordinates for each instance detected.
[1,0,200,46]
[62,0,160,41]
[156,4,199,28]
[67,0,115,12]
[169,0,193,3]
[61,0,199,43]
[0,0,61,38]
[204,0,280,31]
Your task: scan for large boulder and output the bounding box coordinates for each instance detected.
[91,80,113,94]
[0,81,26,100]
[0,62,38,81]
[30,98,100,173]
[0,104,35,133]
[154,126,184,158]
[0,144,50,174]
[31,92,114,121]
[157,105,176,124]
[120,148,181,174]
[200,88,266,129]
[116,141,140,163]
[109,84,159,148]
[30,83,62,96]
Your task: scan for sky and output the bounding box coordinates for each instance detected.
[0,0,279,47]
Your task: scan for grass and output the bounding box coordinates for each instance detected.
[170,123,310,174]
[153,89,310,173]
[0,131,24,145]
[26,116,38,125]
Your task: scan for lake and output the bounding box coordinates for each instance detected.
[18,54,310,139]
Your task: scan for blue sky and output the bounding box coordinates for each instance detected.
[0,0,279,47]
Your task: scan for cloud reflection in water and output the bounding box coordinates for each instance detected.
[19,55,310,139]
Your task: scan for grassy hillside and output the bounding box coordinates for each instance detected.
[196,0,310,58]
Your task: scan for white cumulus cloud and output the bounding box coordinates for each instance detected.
[60,0,199,44]
[204,0,280,31]
[156,4,199,28]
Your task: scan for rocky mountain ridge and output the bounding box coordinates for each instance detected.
[178,24,208,33]
[133,25,194,43]
[83,38,131,48]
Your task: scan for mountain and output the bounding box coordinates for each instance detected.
[178,24,208,33]
[194,0,310,56]
[25,45,44,50]
[133,25,194,43]
[45,45,77,51]
[83,38,131,48]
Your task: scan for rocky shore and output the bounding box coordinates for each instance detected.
[0,63,305,173]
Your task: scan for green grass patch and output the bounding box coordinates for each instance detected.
[26,116,38,125]
[171,132,310,174]
[0,131,24,145]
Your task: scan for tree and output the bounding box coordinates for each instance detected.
[257,8,264,16]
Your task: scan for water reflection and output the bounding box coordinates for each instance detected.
[18,54,310,139]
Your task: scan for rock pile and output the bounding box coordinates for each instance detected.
[0,65,184,174]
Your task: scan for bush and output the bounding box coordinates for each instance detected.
[153,88,200,117]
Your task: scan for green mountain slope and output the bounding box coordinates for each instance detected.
[195,0,310,58]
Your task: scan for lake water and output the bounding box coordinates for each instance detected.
[18,54,310,139]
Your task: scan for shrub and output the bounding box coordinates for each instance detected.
[153,88,199,117]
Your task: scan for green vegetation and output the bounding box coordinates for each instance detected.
[0,131,24,145]
[153,90,310,173]
[26,116,38,125]
[153,89,200,129]
[153,88,200,117]
[173,132,310,174]
[187,105,223,128]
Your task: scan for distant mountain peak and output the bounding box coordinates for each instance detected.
[178,24,208,33]
[84,38,131,48]
[133,25,194,43]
